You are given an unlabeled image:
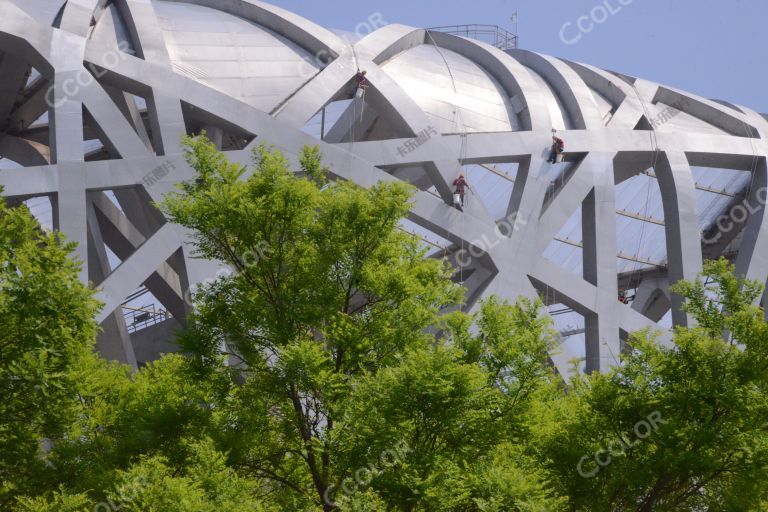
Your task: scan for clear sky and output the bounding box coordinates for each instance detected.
[272,0,767,113]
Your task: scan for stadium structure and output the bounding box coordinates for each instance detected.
[0,0,766,376]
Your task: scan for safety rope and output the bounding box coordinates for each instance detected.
[349,42,363,142]
[621,78,763,314]
[625,79,661,297]
[735,106,761,225]
[426,31,458,103]
[602,338,620,366]
[350,41,361,75]
[425,30,472,310]
[458,133,469,309]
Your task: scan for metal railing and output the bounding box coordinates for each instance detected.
[427,24,518,50]
[122,303,171,333]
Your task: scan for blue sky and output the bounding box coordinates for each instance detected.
[272,0,767,113]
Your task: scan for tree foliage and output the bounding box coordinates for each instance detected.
[159,137,562,510]
[0,195,100,507]
[533,259,768,511]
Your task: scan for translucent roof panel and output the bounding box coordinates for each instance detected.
[692,166,752,231]
[398,218,453,257]
[548,303,586,370]
[544,241,583,277]
[615,218,666,273]
[462,163,517,220]
[301,99,352,139]
[0,158,22,170]
[23,196,53,232]
[511,162,754,282]
[542,206,583,278]
[614,172,667,274]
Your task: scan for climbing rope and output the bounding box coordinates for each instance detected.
[350,41,361,76]
[349,43,364,141]
[425,30,474,310]
[601,338,621,366]
[458,132,469,308]
[735,106,761,226]
[625,79,662,298]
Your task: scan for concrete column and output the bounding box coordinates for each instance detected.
[582,153,619,372]
[655,151,702,326]
[201,124,223,149]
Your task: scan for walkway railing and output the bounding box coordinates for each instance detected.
[427,24,518,50]
[122,303,170,333]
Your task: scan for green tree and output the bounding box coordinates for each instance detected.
[160,137,461,509]
[15,490,91,512]
[103,438,267,512]
[531,259,768,511]
[339,298,565,511]
[0,190,247,509]
[160,137,564,510]
[50,353,222,495]
[0,194,101,508]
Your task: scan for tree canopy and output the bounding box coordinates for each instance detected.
[532,259,768,511]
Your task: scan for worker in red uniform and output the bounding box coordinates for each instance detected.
[354,69,368,97]
[547,134,565,163]
[453,174,469,207]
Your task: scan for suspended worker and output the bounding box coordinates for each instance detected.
[618,290,630,304]
[547,133,565,163]
[354,69,368,98]
[453,173,469,208]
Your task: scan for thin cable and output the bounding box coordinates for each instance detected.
[458,133,469,311]
[426,31,459,99]
[602,338,620,366]
[733,108,761,218]
[426,31,473,310]
[625,79,661,294]
[349,42,364,142]
[350,42,360,73]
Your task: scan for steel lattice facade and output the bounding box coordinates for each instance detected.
[0,0,766,376]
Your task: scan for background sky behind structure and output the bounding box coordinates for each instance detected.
[273,0,768,113]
